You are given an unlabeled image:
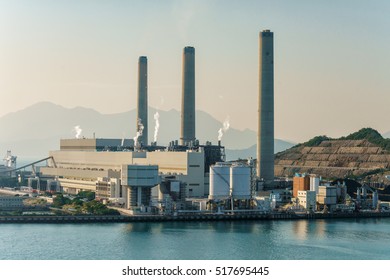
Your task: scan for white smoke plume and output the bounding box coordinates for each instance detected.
[153,112,160,143]
[218,117,230,141]
[121,132,125,147]
[73,125,82,139]
[133,119,144,148]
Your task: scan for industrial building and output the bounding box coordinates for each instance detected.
[293,174,310,197]
[40,139,214,208]
[0,151,17,178]
[0,196,24,210]
[297,190,316,211]
[39,33,276,213]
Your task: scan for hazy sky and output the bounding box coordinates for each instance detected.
[1,0,389,142]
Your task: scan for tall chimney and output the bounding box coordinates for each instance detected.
[180,46,195,145]
[257,30,274,183]
[137,56,148,146]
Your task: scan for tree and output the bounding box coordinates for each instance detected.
[52,194,71,208]
[77,191,95,201]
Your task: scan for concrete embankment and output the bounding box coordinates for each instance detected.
[1,211,390,223]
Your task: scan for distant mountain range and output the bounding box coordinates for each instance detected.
[0,102,295,160]
[383,131,390,139]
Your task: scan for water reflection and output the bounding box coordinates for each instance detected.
[292,220,309,240]
[124,220,265,235]
[1,219,390,259]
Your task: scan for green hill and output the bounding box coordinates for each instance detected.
[275,128,390,180]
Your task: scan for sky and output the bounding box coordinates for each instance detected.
[0,0,389,143]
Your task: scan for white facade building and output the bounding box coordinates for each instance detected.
[41,139,206,198]
[298,190,316,211]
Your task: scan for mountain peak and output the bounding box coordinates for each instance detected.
[0,101,295,158]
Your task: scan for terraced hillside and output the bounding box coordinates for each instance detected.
[275,128,390,179]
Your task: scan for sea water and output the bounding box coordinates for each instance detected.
[0,218,390,260]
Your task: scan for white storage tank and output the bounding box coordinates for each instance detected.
[230,164,251,199]
[209,162,230,199]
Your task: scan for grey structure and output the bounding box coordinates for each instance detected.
[180,46,196,145]
[257,30,274,183]
[137,56,148,146]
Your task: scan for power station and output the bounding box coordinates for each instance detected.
[4,30,388,220]
[40,31,276,213]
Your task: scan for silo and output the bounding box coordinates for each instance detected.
[230,164,251,199]
[209,162,230,199]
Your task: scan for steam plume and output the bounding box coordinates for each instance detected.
[133,118,144,148]
[153,112,160,142]
[217,117,230,141]
[121,132,125,147]
[73,125,82,139]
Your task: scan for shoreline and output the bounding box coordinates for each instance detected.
[1,211,390,224]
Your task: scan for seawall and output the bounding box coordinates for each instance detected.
[1,211,390,224]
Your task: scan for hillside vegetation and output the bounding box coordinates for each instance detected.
[275,128,390,179]
[297,128,390,151]
[341,128,390,151]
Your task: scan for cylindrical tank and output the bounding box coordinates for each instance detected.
[209,162,230,199]
[230,164,251,199]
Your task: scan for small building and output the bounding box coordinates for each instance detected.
[317,185,337,211]
[297,190,316,211]
[95,177,122,200]
[0,196,24,210]
[254,197,271,212]
[293,174,310,197]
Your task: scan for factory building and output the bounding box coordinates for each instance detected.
[317,185,337,211]
[297,190,316,211]
[40,45,226,211]
[293,173,310,198]
[257,30,274,184]
[0,196,24,210]
[41,139,207,201]
[1,151,17,178]
[40,32,276,212]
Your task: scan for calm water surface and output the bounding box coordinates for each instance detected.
[1,218,390,260]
